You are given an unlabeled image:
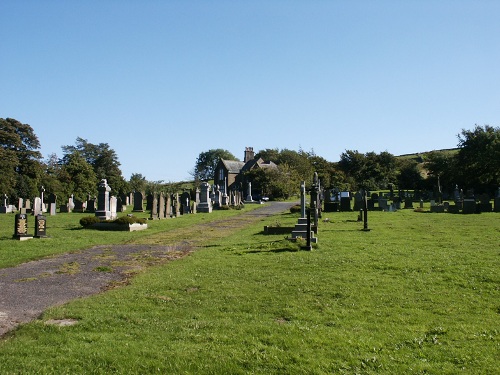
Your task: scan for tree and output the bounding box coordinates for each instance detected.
[424,151,458,193]
[62,137,126,195]
[129,173,147,193]
[0,118,43,199]
[396,158,424,190]
[193,149,238,181]
[60,152,98,201]
[456,125,500,193]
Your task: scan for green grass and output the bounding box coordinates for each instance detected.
[0,205,261,268]
[0,208,499,374]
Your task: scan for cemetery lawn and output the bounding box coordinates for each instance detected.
[0,208,499,374]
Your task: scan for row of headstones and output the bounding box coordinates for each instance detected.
[323,189,500,213]
[142,183,246,219]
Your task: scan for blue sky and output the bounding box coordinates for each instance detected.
[1,1,499,182]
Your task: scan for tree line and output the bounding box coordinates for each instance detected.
[1,117,499,204]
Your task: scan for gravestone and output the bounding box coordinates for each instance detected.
[85,197,96,213]
[353,191,363,211]
[181,192,191,214]
[166,194,172,218]
[133,192,144,212]
[479,193,492,212]
[33,197,42,216]
[14,213,32,240]
[158,193,165,219]
[146,194,153,211]
[95,179,112,221]
[339,192,351,212]
[175,193,180,217]
[73,200,85,213]
[404,197,413,209]
[116,197,124,213]
[25,199,31,213]
[0,194,11,213]
[246,182,253,202]
[462,199,476,214]
[34,215,48,238]
[109,196,117,220]
[495,187,500,212]
[378,198,388,211]
[197,182,212,213]
[150,194,158,219]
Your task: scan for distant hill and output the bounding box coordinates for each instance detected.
[395,148,459,163]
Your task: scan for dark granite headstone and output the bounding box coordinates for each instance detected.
[14,213,32,240]
[35,215,48,238]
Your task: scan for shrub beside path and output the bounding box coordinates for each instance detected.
[0,202,296,337]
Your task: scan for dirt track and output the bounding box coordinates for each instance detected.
[0,202,296,337]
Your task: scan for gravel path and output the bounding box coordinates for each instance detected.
[0,201,296,337]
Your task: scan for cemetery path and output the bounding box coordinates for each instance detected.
[0,201,297,337]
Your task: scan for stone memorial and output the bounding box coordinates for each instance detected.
[95,179,113,221]
[34,214,48,238]
[150,194,158,219]
[197,182,213,213]
[14,213,32,240]
[495,187,500,213]
[133,192,144,212]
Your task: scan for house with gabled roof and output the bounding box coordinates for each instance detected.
[214,147,277,196]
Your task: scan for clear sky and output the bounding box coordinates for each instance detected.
[1,1,499,182]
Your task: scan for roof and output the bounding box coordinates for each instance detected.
[221,159,245,174]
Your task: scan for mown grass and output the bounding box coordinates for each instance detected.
[0,205,260,269]
[0,207,499,374]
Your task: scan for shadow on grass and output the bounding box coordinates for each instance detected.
[243,247,299,254]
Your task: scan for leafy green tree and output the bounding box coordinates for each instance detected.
[424,151,458,193]
[0,118,43,199]
[62,137,126,195]
[396,158,425,190]
[193,149,238,181]
[0,148,18,196]
[60,152,98,201]
[129,173,147,193]
[456,125,500,193]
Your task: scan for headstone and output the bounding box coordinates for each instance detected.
[353,191,363,211]
[404,197,413,209]
[95,179,112,220]
[14,213,32,240]
[150,194,158,219]
[116,197,124,213]
[378,198,388,211]
[340,192,351,212]
[158,193,165,219]
[197,182,213,213]
[34,214,48,238]
[0,194,11,213]
[85,198,96,213]
[495,187,500,212]
[133,192,144,212]
[175,193,181,217]
[109,196,117,220]
[462,199,476,214]
[166,194,172,218]
[24,199,31,213]
[181,192,191,214]
[300,181,306,218]
[146,194,153,211]
[479,193,492,212]
[73,200,85,213]
[33,197,42,216]
[246,182,253,202]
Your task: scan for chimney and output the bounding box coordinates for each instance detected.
[244,147,255,163]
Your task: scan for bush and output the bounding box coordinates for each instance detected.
[113,216,147,225]
[79,216,101,228]
[289,205,301,214]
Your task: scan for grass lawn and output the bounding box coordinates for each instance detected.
[0,207,499,374]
